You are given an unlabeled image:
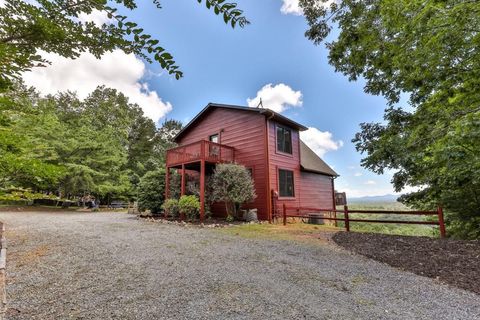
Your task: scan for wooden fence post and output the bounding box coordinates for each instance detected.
[344,205,350,232]
[438,206,446,238]
[283,203,287,226]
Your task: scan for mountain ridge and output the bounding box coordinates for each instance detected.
[348,194,401,203]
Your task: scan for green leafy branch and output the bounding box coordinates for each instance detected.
[198,0,250,28]
[0,0,249,87]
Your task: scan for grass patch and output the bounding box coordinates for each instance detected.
[217,222,338,243]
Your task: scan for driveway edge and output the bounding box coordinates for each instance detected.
[0,222,6,319]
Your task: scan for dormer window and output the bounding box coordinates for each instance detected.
[276,125,292,154]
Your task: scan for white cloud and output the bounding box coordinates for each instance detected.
[280,0,336,16]
[280,0,303,15]
[77,9,111,26]
[354,172,363,177]
[22,50,172,122]
[364,180,377,185]
[300,127,343,157]
[247,83,302,113]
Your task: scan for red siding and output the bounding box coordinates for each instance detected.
[298,172,334,209]
[267,119,335,216]
[177,108,269,219]
[267,120,302,214]
[176,107,335,221]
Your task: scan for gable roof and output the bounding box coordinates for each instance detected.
[174,103,308,142]
[300,140,338,177]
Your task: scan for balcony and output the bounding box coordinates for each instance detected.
[166,140,235,168]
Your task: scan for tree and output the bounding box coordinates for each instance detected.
[353,97,480,239]
[137,169,166,214]
[211,163,256,221]
[0,85,66,190]
[152,119,183,166]
[300,0,480,106]
[0,0,249,89]
[0,84,183,204]
[300,0,480,238]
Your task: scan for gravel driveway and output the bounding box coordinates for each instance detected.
[1,211,479,320]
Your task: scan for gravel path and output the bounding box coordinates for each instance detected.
[1,211,479,320]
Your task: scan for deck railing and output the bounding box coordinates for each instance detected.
[166,140,235,167]
[282,204,446,238]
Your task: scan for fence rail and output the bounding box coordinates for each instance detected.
[282,204,446,238]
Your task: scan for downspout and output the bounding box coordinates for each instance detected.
[264,110,275,223]
[331,175,338,227]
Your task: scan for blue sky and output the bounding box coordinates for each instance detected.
[135,0,398,198]
[22,0,406,198]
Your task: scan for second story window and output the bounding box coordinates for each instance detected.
[209,134,219,143]
[276,125,292,154]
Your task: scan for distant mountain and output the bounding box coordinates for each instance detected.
[348,194,401,203]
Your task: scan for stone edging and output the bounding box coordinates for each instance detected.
[0,222,6,319]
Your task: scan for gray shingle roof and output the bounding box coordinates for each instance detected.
[300,140,338,177]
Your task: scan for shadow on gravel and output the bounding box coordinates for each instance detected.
[333,232,480,295]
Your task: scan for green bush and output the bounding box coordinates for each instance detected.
[162,198,179,218]
[137,169,165,214]
[186,176,214,219]
[211,163,256,221]
[178,195,200,221]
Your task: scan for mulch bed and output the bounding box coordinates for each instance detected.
[332,232,480,295]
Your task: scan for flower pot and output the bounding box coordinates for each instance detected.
[245,209,258,222]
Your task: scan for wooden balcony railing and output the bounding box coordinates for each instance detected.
[166,140,235,167]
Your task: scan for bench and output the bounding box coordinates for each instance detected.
[110,201,128,209]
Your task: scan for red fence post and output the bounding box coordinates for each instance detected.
[344,205,350,232]
[165,167,170,199]
[438,206,446,238]
[283,203,287,226]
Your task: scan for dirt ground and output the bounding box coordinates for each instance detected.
[333,232,480,295]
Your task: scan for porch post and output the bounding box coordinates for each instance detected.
[180,164,186,196]
[200,160,205,222]
[165,167,170,199]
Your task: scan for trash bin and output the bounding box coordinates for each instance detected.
[308,214,324,225]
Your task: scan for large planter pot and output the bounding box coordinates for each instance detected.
[244,209,258,222]
[308,215,324,225]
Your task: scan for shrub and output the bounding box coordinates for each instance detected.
[137,169,165,214]
[211,163,256,221]
[178,195,200,221]
[168,169,182,200]
[162,198,179,218]
[186,176,214,219]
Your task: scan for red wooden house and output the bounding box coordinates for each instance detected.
[165,103,338,221]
